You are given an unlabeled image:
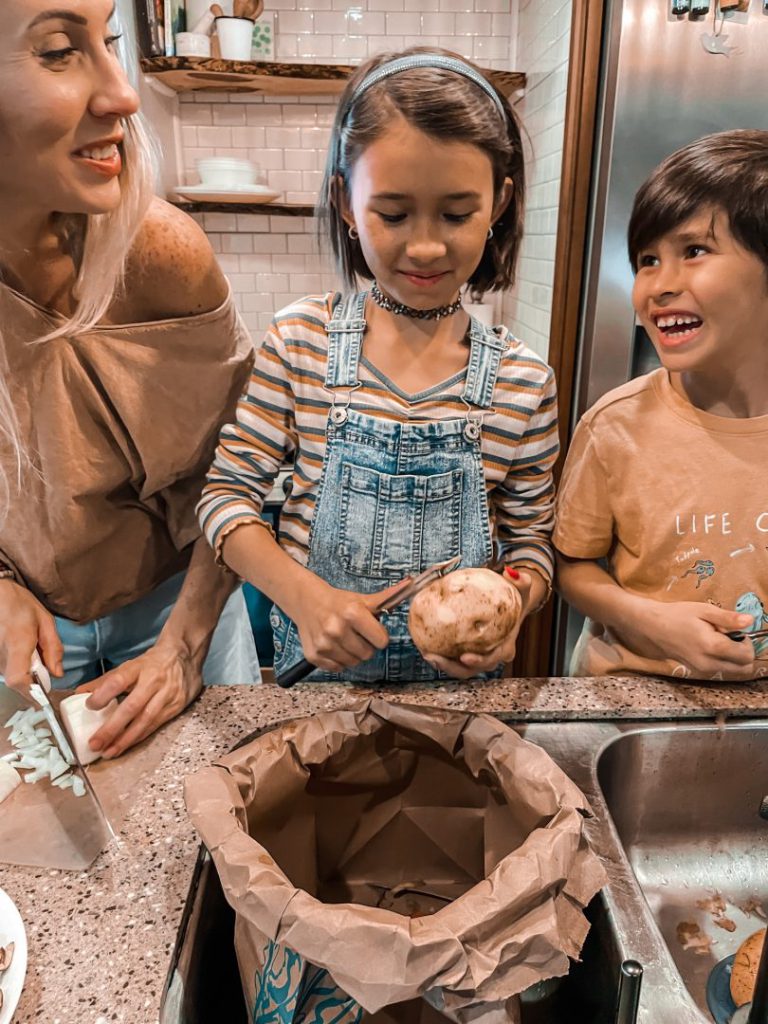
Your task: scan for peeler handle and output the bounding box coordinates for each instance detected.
[275,657,314,688]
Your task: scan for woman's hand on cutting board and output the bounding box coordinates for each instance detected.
[75,637,203,758]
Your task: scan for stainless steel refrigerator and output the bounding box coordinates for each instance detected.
[552,0,768,674]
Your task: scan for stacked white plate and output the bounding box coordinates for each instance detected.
[0,888,26,1024]
[175,156,281,204]
[173,184,281,204]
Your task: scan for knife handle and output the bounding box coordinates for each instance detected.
[30,650,52,692]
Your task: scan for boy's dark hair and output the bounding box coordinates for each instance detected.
[317,47,525,298]
[628,129,768,272]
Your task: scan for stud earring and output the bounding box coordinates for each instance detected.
[348,226,359,240]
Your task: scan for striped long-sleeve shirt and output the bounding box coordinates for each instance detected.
[198,293,559,584]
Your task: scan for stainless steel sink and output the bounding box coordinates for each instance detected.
[519,718,768,1024]
[596,722,768,1019]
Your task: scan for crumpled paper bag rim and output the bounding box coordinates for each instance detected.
[185,697,606,1015]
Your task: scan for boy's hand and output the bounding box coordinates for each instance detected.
[292,577,409,671]
[623,600,757,679]
[423,571,534,680]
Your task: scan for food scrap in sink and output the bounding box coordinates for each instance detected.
[676,921,713,956]
[697,893,727,917]
[696,891,740,933]
[737,896,767,919]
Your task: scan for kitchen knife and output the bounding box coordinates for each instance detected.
[29,652,119,843]
[275,554,462,688]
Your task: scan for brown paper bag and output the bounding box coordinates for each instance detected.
[185,698,606,1023]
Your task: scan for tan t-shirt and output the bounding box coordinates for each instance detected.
[0,282,254,623]
[553,369,768,680]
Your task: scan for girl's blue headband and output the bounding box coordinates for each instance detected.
[343,54,507,123]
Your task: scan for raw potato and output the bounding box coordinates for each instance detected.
[60,693,118,766]
[0,762,21,804]
[731,927,766,1006]
[408,568,522,660]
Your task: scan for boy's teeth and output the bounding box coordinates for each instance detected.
[657,314,701,329]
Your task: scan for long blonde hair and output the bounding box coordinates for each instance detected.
[0,52,158,522]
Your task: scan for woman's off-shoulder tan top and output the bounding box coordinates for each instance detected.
[0,282,254,623]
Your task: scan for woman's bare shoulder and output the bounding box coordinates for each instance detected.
[119,197,229,321]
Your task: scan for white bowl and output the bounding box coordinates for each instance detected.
[196,157,258,188]
[175,32,211,57]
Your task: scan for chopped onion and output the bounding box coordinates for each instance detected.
[2,704,85,797]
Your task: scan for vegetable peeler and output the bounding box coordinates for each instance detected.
[727,628,768,643]
[275,554,462,688]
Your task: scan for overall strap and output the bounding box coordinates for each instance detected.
[461,315,507,410]
[324,291,368,389]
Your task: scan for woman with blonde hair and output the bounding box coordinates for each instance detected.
[0,0,260,758]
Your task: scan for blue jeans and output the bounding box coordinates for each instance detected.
[48,570,261,690]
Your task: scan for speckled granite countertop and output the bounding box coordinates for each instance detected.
[3,674,768,1024]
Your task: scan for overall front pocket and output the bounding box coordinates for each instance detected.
[338,463,464,579]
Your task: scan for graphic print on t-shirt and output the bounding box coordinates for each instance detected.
[681,559,715,588]
[734,591,768,658]
[666,504,768,670]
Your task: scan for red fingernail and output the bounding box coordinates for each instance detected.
[504,567,520,580]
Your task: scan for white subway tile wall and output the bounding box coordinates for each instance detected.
[171,1,573,342]
[501,0,572,359]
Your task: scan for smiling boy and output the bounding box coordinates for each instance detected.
[554,129,768,682]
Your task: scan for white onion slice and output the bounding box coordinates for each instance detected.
[2,704,84,797]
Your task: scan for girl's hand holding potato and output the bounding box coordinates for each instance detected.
[409,567,532,680]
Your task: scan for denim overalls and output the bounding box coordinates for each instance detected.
[271,291,506,683]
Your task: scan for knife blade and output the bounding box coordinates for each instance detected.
[275,554,463,688]
[29,652,119,844]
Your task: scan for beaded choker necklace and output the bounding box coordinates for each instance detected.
[371,282,462,321]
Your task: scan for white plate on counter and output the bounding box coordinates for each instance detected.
[173,184,281,204]
[0,887,27,1024]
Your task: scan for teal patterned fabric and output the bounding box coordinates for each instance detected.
[253,940,363,1024]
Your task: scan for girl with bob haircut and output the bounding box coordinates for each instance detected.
[199,47,559,682]
[555,129,768,682]
[0,0,259,760]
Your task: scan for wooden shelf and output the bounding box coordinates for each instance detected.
[142,57,353,95]
[171,199,315,217]
[141,56,526,98]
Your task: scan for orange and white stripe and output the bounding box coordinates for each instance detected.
[198,293,559,584]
